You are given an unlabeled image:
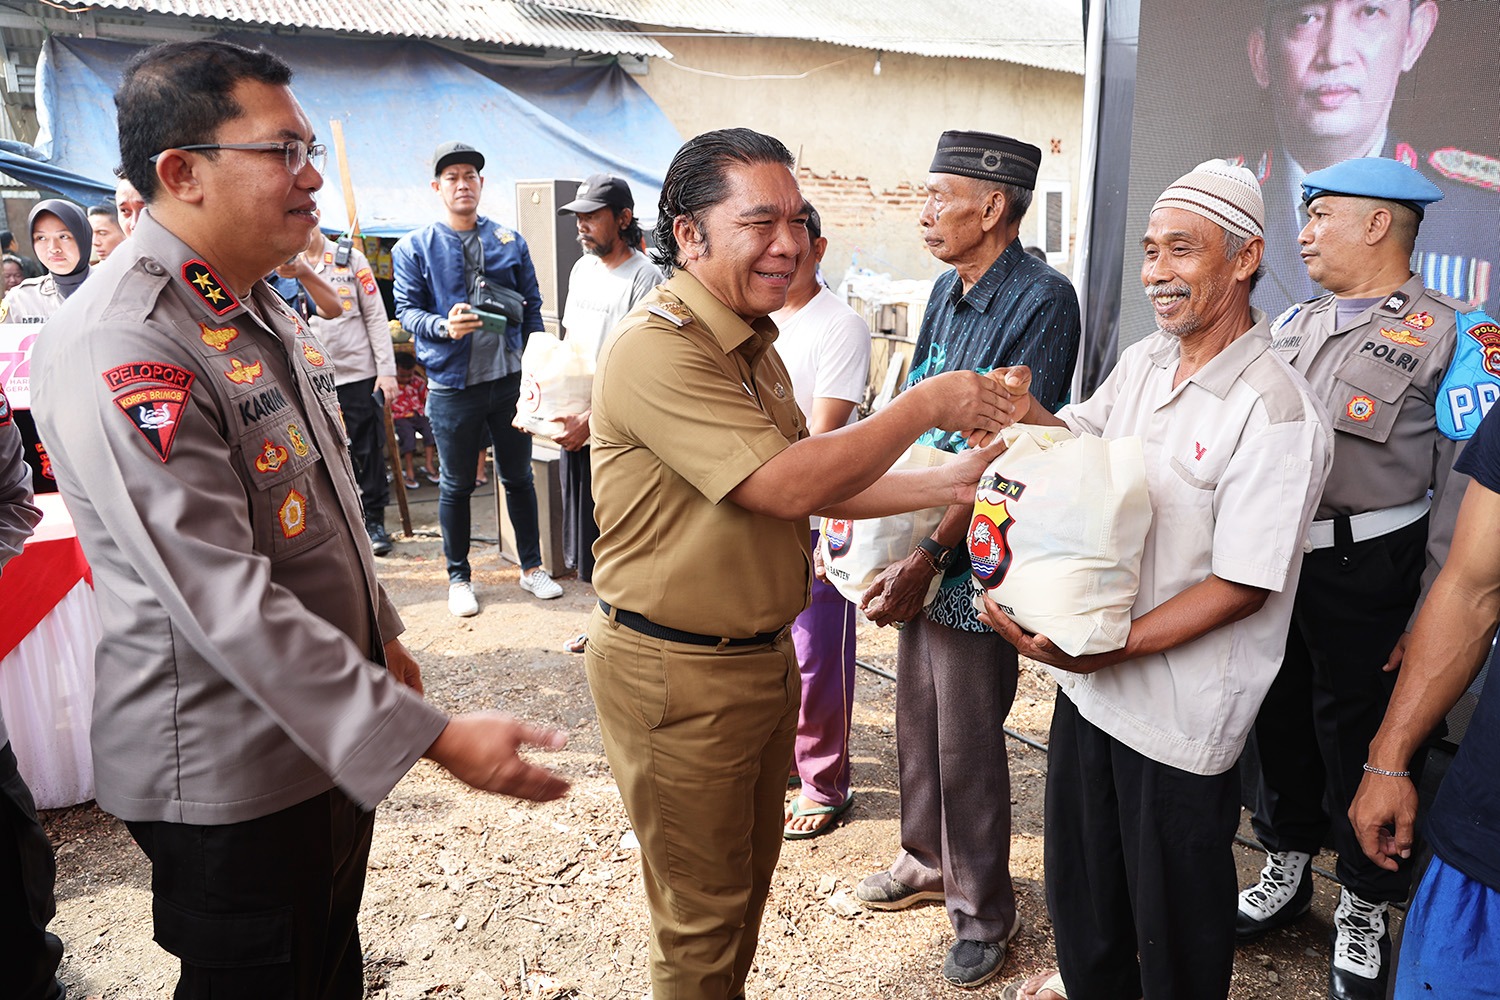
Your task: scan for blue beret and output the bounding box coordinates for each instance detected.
[1301,157,1444,220]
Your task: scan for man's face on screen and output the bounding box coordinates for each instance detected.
[1251,1,1438,148]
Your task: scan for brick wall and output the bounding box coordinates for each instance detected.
[796,167,939,283]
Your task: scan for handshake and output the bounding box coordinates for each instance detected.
[910,365,1035,447]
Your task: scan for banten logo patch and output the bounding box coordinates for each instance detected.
[182,259,237,315]
[278,489,307,538]
[116,385,189,461]
[1346,395,1377,422]
[254,437,290,473]
[824,518,853,557]
[199,322,239,352]
[102,362,196,393]
[968,507,1014,587]
[224,358,264,385]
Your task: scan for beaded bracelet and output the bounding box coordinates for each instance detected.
[1362,763,1412,778]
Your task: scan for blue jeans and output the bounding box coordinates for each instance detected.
[426,373,541,581]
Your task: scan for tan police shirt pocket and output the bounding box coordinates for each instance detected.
[235,422,333,558]
[1329,350,1416,442]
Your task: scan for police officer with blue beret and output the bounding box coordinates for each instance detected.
[1238,156,1500,1000]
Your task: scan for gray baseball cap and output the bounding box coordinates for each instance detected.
[433,141,485,176]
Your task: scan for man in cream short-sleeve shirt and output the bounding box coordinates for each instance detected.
[982,160,1331,1000]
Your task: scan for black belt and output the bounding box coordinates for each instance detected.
[598,601,785,647]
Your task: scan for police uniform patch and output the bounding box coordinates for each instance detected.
[101,362,196,394]
[1382,291,1411,313]
[115,385,190,461]
[1380,328,1428,348]
[300,342,326,367]
[647,302,694,328]
[224,358,264,386]
[254,437,290,473]
[287,423,310,457]
[498,230,515,245]
[1346,395,1376,422]
[1469,319,1500,377]
[0,386,10,426]
[1404,312,1434,331]
[34,442,52,481]
[278,489,307,538]
[182,259,238,315]
[199,322,239,352]
[356,266,377,296]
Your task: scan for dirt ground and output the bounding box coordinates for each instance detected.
[43,486,1380,999]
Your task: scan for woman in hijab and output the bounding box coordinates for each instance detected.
[1,199,93,493]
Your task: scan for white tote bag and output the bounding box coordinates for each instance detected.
[819,444,955,610]
[512,331,595,436]
[966,424,1152,656]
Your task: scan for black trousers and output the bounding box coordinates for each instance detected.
[335,377,389,522]
[1046,693,1241,1000]
[560,444,597,584]
[0,741,64,1000]
[126,789,375,1000]
[1247,517,1427,903]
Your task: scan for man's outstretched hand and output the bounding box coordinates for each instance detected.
[426,712,570,802]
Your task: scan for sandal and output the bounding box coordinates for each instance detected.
[1001,971,1067,1000]
[783,792,854,840]
[564,632,588,654]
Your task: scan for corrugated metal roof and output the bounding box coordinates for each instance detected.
[50,1,671,58]
[538,0,1085,73]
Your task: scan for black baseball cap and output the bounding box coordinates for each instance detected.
[559,173,634,214]
[433,141,485,176]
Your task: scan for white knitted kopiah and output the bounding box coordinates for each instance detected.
[1152,159,1265,239]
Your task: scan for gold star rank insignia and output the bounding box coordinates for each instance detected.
[181,259,238,316]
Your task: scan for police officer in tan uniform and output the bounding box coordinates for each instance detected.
[1239,157,1498,1000]
[32,40,567,998]
[587,127,1011,1000]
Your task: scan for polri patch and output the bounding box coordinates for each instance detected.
[224,358,264,385]
[1346,395,1376,422]
[182,259,237,315]
[278,489,307,538]
[356,266,377,296]
[1404,312,1434,331]
[115,385,190,461]
[199,322,239,352]
[103,361,196,393]
[300,341,327,367]
[1382,291,1411,313]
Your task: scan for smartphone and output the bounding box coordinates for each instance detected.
[468,307,509,338]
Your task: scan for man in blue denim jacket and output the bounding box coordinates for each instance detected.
[393,141,562,616]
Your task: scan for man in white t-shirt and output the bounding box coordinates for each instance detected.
[769,202,871,838]
[556,175,663,616]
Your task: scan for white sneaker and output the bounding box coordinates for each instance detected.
[448,581,479,617]
[519,567,563,600]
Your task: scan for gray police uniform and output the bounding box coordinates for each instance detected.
[1251,274,1472,902]
[1,274,64,495]
[31,214,447,991]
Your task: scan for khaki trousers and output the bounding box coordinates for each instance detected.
[585,606,799,1000]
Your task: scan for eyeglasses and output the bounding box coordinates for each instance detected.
[149,140,327,176]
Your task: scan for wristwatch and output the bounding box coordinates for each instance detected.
[916,537,955,573]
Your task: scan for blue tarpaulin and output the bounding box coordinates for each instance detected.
[33,32,682,236]
[0,142,114,205]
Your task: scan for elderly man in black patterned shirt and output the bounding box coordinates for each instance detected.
[854,129,1082,989]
